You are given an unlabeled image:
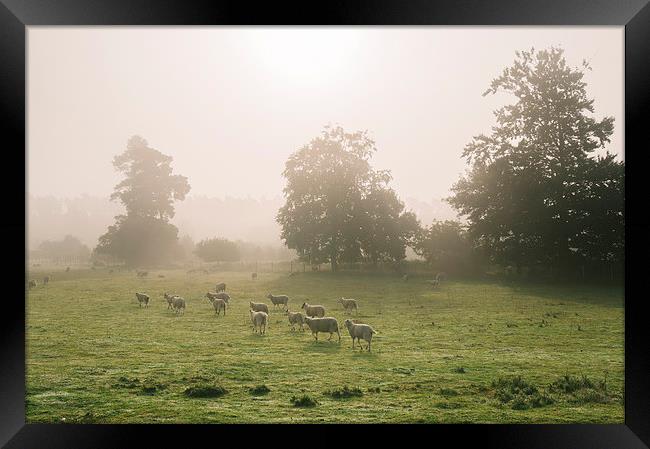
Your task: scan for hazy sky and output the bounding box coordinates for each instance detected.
[28,27,623,202]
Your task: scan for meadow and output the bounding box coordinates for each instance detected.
[25,267,624,423]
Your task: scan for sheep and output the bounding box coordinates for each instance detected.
[171,296,186,315]
[267,293,289,309]
[136,270,148,277]
[344,319,377,352]
[43,276,50,285]
[65,266,70,272]
[301,302,325,318]
[28,280,37,289]
[286,310,305,331]
[135,292,150,308]
[211,298,227,316]
[251,272,257,281]
[207,291,230,304]
[249,301,269,314]
[402,274,409,282]
[289,272,299,277]
[303,317,340,342]
[337,297,358,315]
[164,292,180,309]
[215,282,226,292]
[436,272,447,282]
[250,310,268,334]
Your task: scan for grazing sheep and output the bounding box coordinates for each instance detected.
[344,319,377,352]
[337,297,358,315]
[250,310,268,334]
[249,301,270,314]
[171,296,186,315]
[286,310,305,331]
[43,276,50,285]
[207,291,230,304]
[28,280,37,289]
[211,298,227,316]
[267,293,289,309]
[215,282,226,292]
[136,270,148,277]
[135,292,150,308]
[301,302,325,318]
[251,272,257,281]
[164,292,181,309]
[65,266,70,272]
[303,317,341,342]
[289,272,299,277]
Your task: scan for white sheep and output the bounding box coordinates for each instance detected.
[344,319,377,352]
[267,293,289,309]
[250,301,269,314]
[211,298,227,316]
[303,317,341,342]
[286,310,305,331]
[135,292,150,308]
[337,297,358,315]
[210,292,230,303]
[250,310,268,334]
[171,296,186,315]
[301,302,325,318]
[28,280,37,289]
[164,292,180,309]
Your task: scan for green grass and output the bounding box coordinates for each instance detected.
[25,268,624,423]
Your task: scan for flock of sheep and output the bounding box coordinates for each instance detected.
[134,279,378,351]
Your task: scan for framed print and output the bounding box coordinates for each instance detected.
[2,0,649,447]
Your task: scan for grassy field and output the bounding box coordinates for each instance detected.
[25,268,624,423]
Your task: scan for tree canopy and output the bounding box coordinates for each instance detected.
[194,238,241,262]
[277,125,417,271]
[448,47,623,277]
[95,136,190,266]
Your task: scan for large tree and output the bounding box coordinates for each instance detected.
[95,136,191,266]
[277,125,416,271]
[448,47,622,277]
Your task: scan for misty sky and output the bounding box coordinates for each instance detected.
[28,27,623,203]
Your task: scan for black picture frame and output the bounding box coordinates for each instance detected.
[2,1,648,447]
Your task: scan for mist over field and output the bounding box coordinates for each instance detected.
[27,194,456,251]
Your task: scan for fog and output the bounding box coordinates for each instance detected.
[27,27,623,250]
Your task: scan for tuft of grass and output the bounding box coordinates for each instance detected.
[324,386,364,399]
[290,394,318,407]
[439,387,459,397]
[491,376,554,410]
[549,374,612,404]
[183,385,227,398]
[453,367,466,374]
[249,385,271,396]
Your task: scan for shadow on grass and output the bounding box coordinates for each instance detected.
[302,340,343,353]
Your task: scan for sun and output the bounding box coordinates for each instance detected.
[244,28,359,86]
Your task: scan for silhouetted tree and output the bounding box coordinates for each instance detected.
[36,235,90,262]
[448,47,621,278]
[277,125,416,271]
[95,136,191,265]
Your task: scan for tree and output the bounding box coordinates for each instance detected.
[358,187,420,267]
[277,125,415,271]
[36,235,90,262]
[448,47,620,277]
[414,220,480,276]
[110,135,190,220]
[194,238,241,262]
[95,136,191,266]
